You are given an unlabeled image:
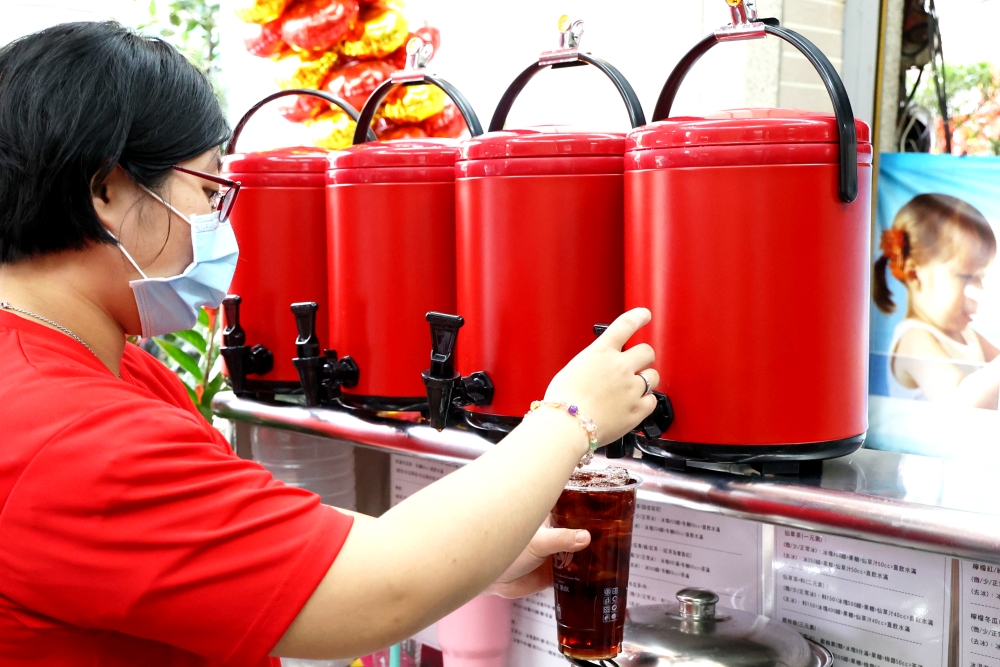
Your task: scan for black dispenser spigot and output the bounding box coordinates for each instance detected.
[421,312,494,430]
[220,295,274,397]
[592,323,674,456]
[290,302,359,407]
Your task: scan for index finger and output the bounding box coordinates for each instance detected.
[599,308,651,350]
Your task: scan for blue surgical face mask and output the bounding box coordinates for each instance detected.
[115,187,239,338]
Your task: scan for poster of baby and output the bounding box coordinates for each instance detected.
[866,153,1000,459]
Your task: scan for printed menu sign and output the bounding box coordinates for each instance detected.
[509,592,565,667]
[629,498,762,612]
[389,454,460,507]
[508,502,763,667]
[960,559,1000,667]
[773,529,949,667]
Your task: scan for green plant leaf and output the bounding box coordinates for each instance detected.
[198,307,210,328]
[201,372,226,409]
[152,337,203,383]
[173,328,208,354]
[183,382,198,405]
[197,402,214,422]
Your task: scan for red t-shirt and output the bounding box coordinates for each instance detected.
[0,311,354,666]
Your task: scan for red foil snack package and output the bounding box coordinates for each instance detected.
[326,60,395,111]
[244,19,287,59]
[278,95,331,123]
[423,100,466,138]
[282,0,360,52]
[377,123,429,141]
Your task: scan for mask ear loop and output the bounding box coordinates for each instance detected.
[112,185,192,280]
[141,185,193,227]
[105,226,150,280]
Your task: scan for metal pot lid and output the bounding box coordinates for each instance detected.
[617,589,833,667]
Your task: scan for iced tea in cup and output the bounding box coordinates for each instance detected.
[550,466,641,660]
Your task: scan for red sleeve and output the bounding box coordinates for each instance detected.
[0,397,354,665]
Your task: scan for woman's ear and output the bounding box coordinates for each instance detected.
[91,165,140,237]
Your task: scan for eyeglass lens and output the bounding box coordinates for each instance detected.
[220,188,237,222]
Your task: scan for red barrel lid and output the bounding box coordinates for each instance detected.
[460,126,626,160]
[223,147,331,174]
[329,139,462,169]
[626,109,871,152]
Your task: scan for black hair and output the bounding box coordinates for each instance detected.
[0,21,230,264]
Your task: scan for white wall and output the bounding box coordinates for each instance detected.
[841,0,881,128]
[219,0,755,151]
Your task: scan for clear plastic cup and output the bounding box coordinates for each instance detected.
[550,467,641,660]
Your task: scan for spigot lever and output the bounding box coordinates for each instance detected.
[220,295,273,397]
[422,311,494,430]
[291,302,321,358]
[427,312,463,378]
[640,393,675,440]
[223,296,247,347]
[290,302,359,407]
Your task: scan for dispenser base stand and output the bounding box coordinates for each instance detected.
[637,433,865,476]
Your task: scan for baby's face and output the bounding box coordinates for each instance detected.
[911,252,991,334]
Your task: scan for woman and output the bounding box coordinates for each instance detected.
[0,22,659,666]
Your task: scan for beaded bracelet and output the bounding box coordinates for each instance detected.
[527,400,599,466]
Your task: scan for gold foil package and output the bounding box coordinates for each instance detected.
[234,0,291,24]
[306,111,358,149]
[340,8,409,60]
[378,84,446,123]
[275,51,339,90]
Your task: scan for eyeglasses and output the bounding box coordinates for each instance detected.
[173,165,242,223]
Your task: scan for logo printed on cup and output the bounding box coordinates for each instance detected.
[553,551,574,569]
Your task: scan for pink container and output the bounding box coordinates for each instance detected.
[436,596,512,667]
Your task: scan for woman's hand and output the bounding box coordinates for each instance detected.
[541,307,659,445]
[486,523,591,599]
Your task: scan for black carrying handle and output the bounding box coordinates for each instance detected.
[652,25,858,203]
[352,75,483,145]
[227,88,375,154]
[489,52,646,131]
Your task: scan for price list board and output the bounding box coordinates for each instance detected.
[389,454,460,508]
[508,502,763,667]
[960,560,1000,667]
[773,529,950,667]
[629,498,762,612]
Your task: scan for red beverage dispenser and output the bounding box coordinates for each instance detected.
[295,39,490,411]
[421,20,643,433]
[220,90,375,399]
[624,0,872,472]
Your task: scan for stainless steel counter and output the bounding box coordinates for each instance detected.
[213,391,1000,564]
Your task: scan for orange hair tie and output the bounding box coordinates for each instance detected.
[879,228,908,281]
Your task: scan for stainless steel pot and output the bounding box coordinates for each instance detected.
[614,589,833,667]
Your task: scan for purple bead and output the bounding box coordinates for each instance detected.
[568,405,579,416]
